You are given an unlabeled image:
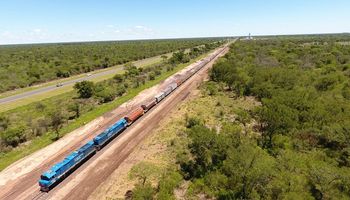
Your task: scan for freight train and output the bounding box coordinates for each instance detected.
[38,46,226,192]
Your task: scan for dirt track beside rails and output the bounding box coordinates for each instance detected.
[0,44,230,200]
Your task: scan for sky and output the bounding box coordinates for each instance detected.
[0,0,349,44]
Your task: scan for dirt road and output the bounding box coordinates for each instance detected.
[0,44,230,200]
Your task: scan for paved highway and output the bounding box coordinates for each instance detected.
[0,67,124,104]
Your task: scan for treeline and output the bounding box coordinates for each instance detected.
[0,43,221,158]
[129,36,350,199]
[0,38,222,92]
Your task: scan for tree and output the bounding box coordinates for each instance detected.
[342,82,350,100]
[132,182,154,200]
[157,171,182,200]
[161,55,168,62]
[185,116,202,128]
[183,125,230,178]
[314,74,338,91]
[113,74,124,83]
[74,81,95,98]
[205,82,218,96]
[125,64,139,77]
[255,98,298,148]
[95,86,116,103]
[169,51,190,64]
[222,142,276,199]
[0,115,9,131]
[0,125,26,147]
[236,109,251,135]
[68,102,81,119]
[148,72,156,80]
[30,117,50,136]
[129,162,160,185]
[50,109,66,140]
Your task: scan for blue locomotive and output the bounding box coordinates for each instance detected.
[93,118,128,149]
[39,141,96,191]
[39,119,128,191]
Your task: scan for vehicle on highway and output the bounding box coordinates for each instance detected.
[38,46,225,192]
[87,73,92,77]
[56,83,63,87]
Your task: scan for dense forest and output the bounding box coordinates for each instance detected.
[0,42,222,170]
[129,36,350,199]
[0,38,222,92]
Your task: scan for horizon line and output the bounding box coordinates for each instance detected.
[1,32,349,46]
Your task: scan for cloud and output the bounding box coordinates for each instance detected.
[0,25,157,44]
[123,25,155,37]
[33,28,42,33]
[1,31,11,37]
[134,25,153,32]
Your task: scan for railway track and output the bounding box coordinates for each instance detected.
[31,191,49,200]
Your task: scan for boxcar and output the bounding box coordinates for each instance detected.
[169,82,177,91]
[93,118,128,149]
[155,92,166,103]
[39,141,96,191]
[163,86,172,96]
[174,75,184,86]
[124,107,144,125]
[141,99,157,112]
[175,78,182,86]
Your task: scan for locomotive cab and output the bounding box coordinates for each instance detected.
[39,175,51,192]
[39,173,54,192]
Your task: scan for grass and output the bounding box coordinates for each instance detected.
[0,51,212,171]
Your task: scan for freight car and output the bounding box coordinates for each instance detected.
[141,99,157,112]
[124,107,144,125]
[163,86,173,96]
[155,92,166,102]
[39,45,225,192]
[39,141,96,191]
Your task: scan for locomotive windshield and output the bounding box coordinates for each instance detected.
[40,175,50,181]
